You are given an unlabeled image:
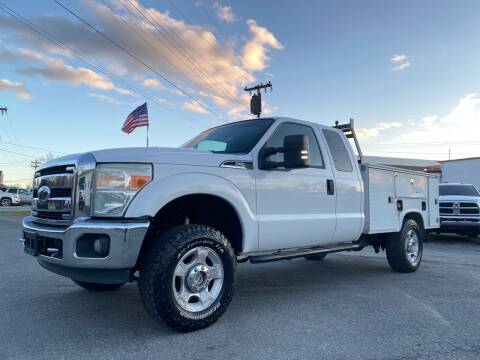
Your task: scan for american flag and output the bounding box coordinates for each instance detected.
[121,102,149,134]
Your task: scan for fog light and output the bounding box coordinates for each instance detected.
[76,234,110,258]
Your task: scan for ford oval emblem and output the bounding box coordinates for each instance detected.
[37,185,51,203]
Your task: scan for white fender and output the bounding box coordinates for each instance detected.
[125,172,258,252]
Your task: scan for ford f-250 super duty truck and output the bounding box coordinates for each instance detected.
[21,117,440,332]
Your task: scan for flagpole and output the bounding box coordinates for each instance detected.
[146,123,149,147]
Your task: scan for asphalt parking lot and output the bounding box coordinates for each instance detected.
[0,205,30,212]
[1,213,480,360]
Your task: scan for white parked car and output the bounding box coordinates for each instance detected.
[0,187,32,206]
[0,187,20,206]
[21,117,440,331]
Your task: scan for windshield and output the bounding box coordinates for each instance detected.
[182,118,275,154]
[439,184,479,196]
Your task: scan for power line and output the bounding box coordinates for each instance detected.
[0,140,64,154]
[167,0,251,84]
[101,0,239,115]
[125,0,243,110]
[54,0,227,123]
[196,2,256,73]
[0,161,31,165]
[0,2,209,129]
[0,148,37,158]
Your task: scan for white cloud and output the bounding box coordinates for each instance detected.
[241,20,284,71]
[0,2,283,119]
[392,62,411,71]
[88,93,127,105]
[214,2,235,23]
[421,115,439,126]
[0,78,31,99]
[142,78,163,89]
[183,100,209,114]
[390,53,407,63]
[390,53,410,71]
[362,93,480,160]
[357,121,402,139]
[400,93,480,143]
[6,47,126,93]
[18,60,115,90]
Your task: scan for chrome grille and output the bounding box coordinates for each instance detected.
[32,165,75,223]
[439,202,480,216]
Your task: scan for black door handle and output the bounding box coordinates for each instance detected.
[327,179,335,195]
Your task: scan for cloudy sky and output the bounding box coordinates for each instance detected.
[0,0,480,185]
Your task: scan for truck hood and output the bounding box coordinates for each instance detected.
[42,147,250,169]
[439,195,480,203]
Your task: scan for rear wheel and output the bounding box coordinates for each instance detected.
[386,218,423,273]
[139,224,236,332]
[1,198,12,207]
[72,280,125,291]
[304,253,327,261]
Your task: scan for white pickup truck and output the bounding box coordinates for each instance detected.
[21,117,440,331]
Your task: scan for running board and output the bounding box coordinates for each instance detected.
[248,242,363,264]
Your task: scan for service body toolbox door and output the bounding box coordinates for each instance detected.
[361,165,399,233]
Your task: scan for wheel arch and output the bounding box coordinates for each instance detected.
[136,193,244,269]
[130,172,257,268]
[401,211,425,231]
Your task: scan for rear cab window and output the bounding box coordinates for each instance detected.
[322,129,353,172]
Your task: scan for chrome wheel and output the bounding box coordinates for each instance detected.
[405,229,420,264]
[172,246,224,313]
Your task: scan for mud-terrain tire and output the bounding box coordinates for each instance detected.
[139,225,236,332]
[72,280,125,291]
[304,253,327,261]
[386,218,423,273]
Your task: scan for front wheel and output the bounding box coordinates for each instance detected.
[386,218,423,273]
[1,198,12,207]
[139,225,236,332]
[72,280,125,291]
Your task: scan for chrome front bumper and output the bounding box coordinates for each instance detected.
[21,216,149,283]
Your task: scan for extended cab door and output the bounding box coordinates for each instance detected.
[254,121,337,251]
[321,129,364,243]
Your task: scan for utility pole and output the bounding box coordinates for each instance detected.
[244,81,272,118]
[0,107,7,115]
[448,148,451,160]
[30,159,42,171]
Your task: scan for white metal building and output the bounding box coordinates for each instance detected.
[440,157,480,190]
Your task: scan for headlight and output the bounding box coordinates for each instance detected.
[93,163,152,217]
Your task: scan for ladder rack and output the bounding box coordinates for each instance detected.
[334,118,364,164]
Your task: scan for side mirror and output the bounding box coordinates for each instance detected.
[283,134,310,169]
[260,134,310,170]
